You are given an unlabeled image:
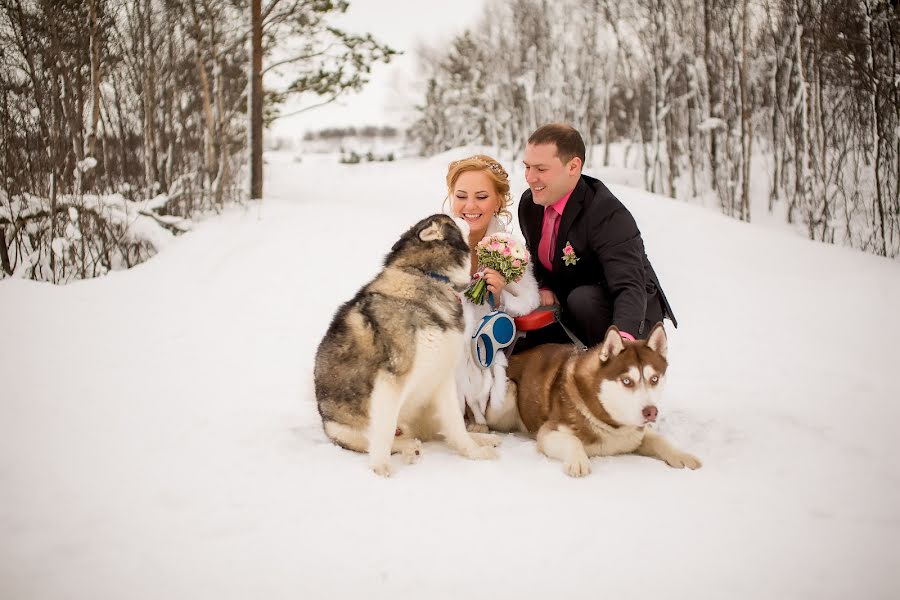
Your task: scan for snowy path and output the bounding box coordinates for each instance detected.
[1,151,898,599]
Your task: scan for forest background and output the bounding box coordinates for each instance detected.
[1,0,898,283]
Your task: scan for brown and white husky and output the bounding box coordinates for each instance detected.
[486,323,702,477]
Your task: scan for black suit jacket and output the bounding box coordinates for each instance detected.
[518,174,677,336]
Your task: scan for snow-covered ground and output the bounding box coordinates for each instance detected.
[1,150,898,599]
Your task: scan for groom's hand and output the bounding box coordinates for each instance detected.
[539,288,558,306]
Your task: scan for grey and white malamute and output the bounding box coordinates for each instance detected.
[314,214,500,476]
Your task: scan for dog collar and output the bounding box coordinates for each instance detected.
[426,272,462,305]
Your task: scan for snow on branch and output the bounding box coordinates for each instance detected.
[0,191,193,282]
[698,118,727,132]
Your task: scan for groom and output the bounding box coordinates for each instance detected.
[516,123,676,349]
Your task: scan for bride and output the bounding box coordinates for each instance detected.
[444,155,540,430]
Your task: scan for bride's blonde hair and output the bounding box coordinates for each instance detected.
[445,154,513,224]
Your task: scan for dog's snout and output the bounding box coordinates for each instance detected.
[642,405,658,423]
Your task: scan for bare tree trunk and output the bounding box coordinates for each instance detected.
[726,22,741,219]
[815,54,830,241]
[686,46,701,199]
[213,59,227,207]
[648,0,665,195]
[189,1,218,183]
[603,2,629,168]
[889,8,900,256]
[665,110,677,198]
[112,78,130,190]
[864,0,887,256]
[46,26,62,282]
[580,0,601,166]
[739,0,752,221]
[196,49,216,181]
[703,0,719,194]
[791,0,812,229]
[765,0,790,213]
[84,0,102,191]
[141,0,159,191]
[0,226,11,275]
[249,0,263,200]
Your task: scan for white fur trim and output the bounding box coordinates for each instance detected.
[489,353,508,411]
[500,263,540,317]
[455,217,539,422]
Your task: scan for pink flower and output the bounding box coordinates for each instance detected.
[512,259,521,267]
[561,241,580,266]
[503,247,511,255]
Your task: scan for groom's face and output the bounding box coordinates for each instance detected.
[523,143,580,207]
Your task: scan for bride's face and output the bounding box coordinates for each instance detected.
[451,170,500,240]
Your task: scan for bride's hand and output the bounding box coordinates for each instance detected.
[482,268,506,299]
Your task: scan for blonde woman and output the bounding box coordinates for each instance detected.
[445,155,540,430]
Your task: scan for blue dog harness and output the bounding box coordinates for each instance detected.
[472,310,516,368]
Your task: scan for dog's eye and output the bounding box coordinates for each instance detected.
[650,375,659,385]
[622,377,633,387]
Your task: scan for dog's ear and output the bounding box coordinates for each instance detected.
[418,220,445,242]
[646,322,668,358]
[598,326,625,362]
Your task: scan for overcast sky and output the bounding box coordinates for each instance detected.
[268,0,488,139]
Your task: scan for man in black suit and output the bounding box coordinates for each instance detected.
[516,123,676,349]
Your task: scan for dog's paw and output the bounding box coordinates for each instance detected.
[467,423,489,433]
[563,454,592,478]
[464,445,498,460]
[470,432,502,447]
[399,439,423,464]
[665,451,702,470]
[370,461,395,477]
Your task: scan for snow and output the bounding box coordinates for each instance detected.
[76,157,98,173]
[1,149,899,599]
[1,192,180,253]
[698,117,726,131]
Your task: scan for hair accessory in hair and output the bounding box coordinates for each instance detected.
[449,156,508,181]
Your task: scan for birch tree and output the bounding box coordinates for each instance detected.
[410,0,899,259]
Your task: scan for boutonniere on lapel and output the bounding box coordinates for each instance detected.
[562,241,579,266]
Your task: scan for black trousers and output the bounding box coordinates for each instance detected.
[512,284,664,353]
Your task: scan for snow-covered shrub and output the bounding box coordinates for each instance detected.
[0,189,191,283]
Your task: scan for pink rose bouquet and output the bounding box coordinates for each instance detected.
[463,233,529,305]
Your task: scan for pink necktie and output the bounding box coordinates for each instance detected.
[538,208,558,272]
